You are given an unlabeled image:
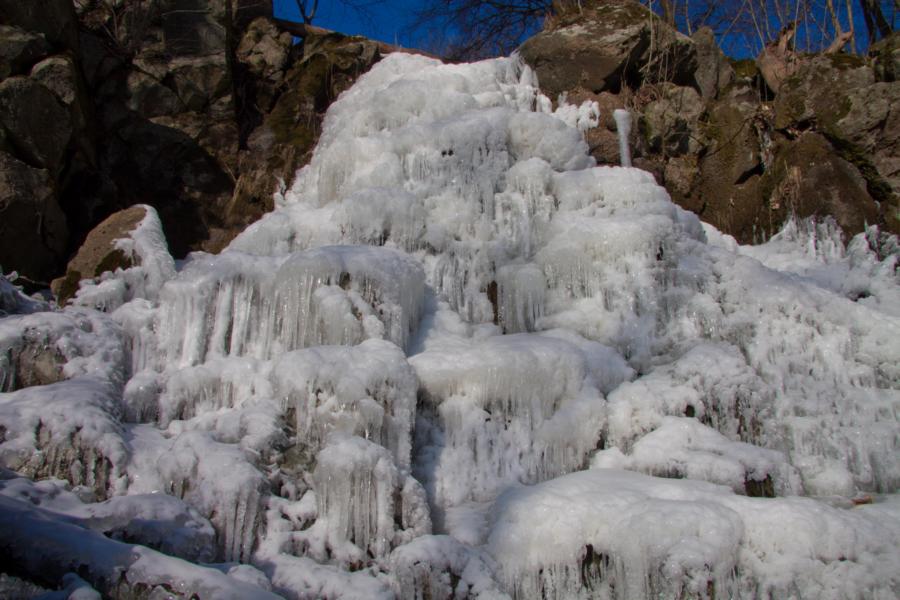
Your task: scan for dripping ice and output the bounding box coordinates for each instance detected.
[0,51,898,600]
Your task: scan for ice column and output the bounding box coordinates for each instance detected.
[613,109,633,167]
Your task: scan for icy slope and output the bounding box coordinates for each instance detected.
[1,53,899,599]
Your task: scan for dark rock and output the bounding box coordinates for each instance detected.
[695,97,769,242]
[775,54,899,228]
[30,55,80,106]
[0,0,80,51]
[0,152,68,283]
[50,205,149,305]
[691,27,733,99]
[0,25,51,79]
[760,132,881,237]
[638,83,705,157]
[0,76,73,174]
[519,0,697,99]
[869,30,899,82]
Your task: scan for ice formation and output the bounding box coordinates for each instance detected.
[613,108,633,167]
[1,51,899,599]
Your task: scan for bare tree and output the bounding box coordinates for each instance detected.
[412,0,551,61]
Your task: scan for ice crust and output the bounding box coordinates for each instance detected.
[1,52,898,599]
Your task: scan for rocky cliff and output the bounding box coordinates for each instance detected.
[0,0,387,290]
[520,0,899,244]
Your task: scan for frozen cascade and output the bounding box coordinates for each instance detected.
[155,246,424,369]
[0,50,899,600]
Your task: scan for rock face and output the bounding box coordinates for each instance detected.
[0,0,390,286]
[0,152,68,280]
[519,0,899,242]
[51,205,149,305]
[520,0,697,100]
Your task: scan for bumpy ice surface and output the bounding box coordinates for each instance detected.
[1,53,899,599]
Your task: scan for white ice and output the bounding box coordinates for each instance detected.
[1,50,898,600]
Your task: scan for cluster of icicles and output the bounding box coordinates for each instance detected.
[1,52,898,600]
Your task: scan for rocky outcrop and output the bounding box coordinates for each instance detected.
[0,152,68,281]
[519,0,899,242]
[520,0,697,100]
[0,0,393,288]
[51,205,148,305]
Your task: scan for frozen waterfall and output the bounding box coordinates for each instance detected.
[1,52,899,600]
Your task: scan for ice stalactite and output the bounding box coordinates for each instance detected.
[156,246,424,369]
[133,428,269,562]
[272,339,417,470]
[613,109,632,167]
[411,333,626,528]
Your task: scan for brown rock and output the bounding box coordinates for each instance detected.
[870,31,899,82]
[760,132,881,237]
[0,152,68,283]
[691,27,733,99]
[638,83,705,157]
[695,98,768,242]
[519,0,696,100]
[51,205,148,305]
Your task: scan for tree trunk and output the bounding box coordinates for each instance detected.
[860,0,892,43]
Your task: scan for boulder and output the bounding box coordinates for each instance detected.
[638,83,705,157]
[760,132,880,235]
[691,26,733,99]
[30,55,80,106]
[51,205,148,305]
[0,152,68,283]
[0,76,73,174]
[519,0,696,100]
[695,93,769,242]
[775,53,899,227]
[0,25,51,78]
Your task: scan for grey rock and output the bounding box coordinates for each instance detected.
[519,0,696,100]
[691,26,733,99]
[0,76,72,174]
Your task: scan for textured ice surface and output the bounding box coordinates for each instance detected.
[487,469,900,600]
[2,51,899,599]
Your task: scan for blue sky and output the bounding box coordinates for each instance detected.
[273,0,426,49]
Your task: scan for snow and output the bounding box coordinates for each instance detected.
[1,51,898,599]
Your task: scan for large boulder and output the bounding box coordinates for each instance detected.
[0,76,73,174]
[0,152,68,282]
[519,0,697,100]
[774,54,899,231]
[760,132,881,234]
[50,205,150,305]
[693,86,771,241]
[691,26,734,99]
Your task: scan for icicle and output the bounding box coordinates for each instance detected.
[613,109,633,167]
